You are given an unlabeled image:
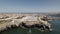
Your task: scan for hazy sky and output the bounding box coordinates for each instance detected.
[0,0,60,13]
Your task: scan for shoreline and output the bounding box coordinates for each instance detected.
[0,14,59,33]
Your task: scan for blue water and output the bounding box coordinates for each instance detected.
[1,20,60,34]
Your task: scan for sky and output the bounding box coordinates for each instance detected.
[0,0,60,13]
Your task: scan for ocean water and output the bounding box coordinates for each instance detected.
[0,19,60,34]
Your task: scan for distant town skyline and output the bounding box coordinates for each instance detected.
[0,0,60,13]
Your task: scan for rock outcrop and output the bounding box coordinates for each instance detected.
[0,16,52,33]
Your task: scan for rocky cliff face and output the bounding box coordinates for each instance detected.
[20,16,51,31]
[0,15,52,33]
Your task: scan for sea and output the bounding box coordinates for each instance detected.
[0,16,60,34]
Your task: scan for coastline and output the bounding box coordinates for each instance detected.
[0,14,59,33]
